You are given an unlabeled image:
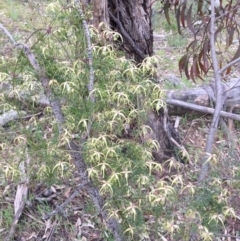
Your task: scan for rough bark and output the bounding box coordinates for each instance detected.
[144,111,173,161]
[107,0,153,63]
[84,0,153,62]
[82,0,109,28]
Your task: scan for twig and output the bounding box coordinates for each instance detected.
[0,23,16,44]
[218,56,240,75]
[73,4,124,239]
[215,3,240,22]
[75,0,95,137]
[43,181,88,220]
[214,233,240,238]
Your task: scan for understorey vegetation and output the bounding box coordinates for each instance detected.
[1,0,240,241]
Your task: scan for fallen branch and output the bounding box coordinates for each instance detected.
[166,78,240,121]
[0,110,26,126]
[167,78,240,113]
[4,147,30,241]
[166,99,240,121]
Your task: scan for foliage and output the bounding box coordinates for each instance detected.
[0,204,13,229]
[0,1,239,240]
[161,0,240,81]
[152,3,187,48]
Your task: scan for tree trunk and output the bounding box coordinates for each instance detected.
[81,1,240,163]
[86,0,153,63]
[82,0,109,28]
[82,0,166,159]
[108,0,153,63]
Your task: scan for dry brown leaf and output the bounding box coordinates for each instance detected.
[26,232,37,240]
[50,186,57,193]
[75,217,82,227]
[64,187,72,198]
[53,184,66,190]
[3,185,11,196]
[42,220,56,240]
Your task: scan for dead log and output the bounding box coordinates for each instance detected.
[166,78,240,118]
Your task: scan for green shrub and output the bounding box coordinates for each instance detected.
[0,1,238,240]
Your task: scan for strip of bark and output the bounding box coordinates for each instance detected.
[108,0,146,62]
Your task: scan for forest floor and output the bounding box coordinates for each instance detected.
[1,1,240,241]
[153,12,240,241]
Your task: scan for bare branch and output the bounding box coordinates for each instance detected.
[75,0,95,103]
[0,23,16,44]
[167,99,240,121]
[198,0,224,184]
[218,56,240,75]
